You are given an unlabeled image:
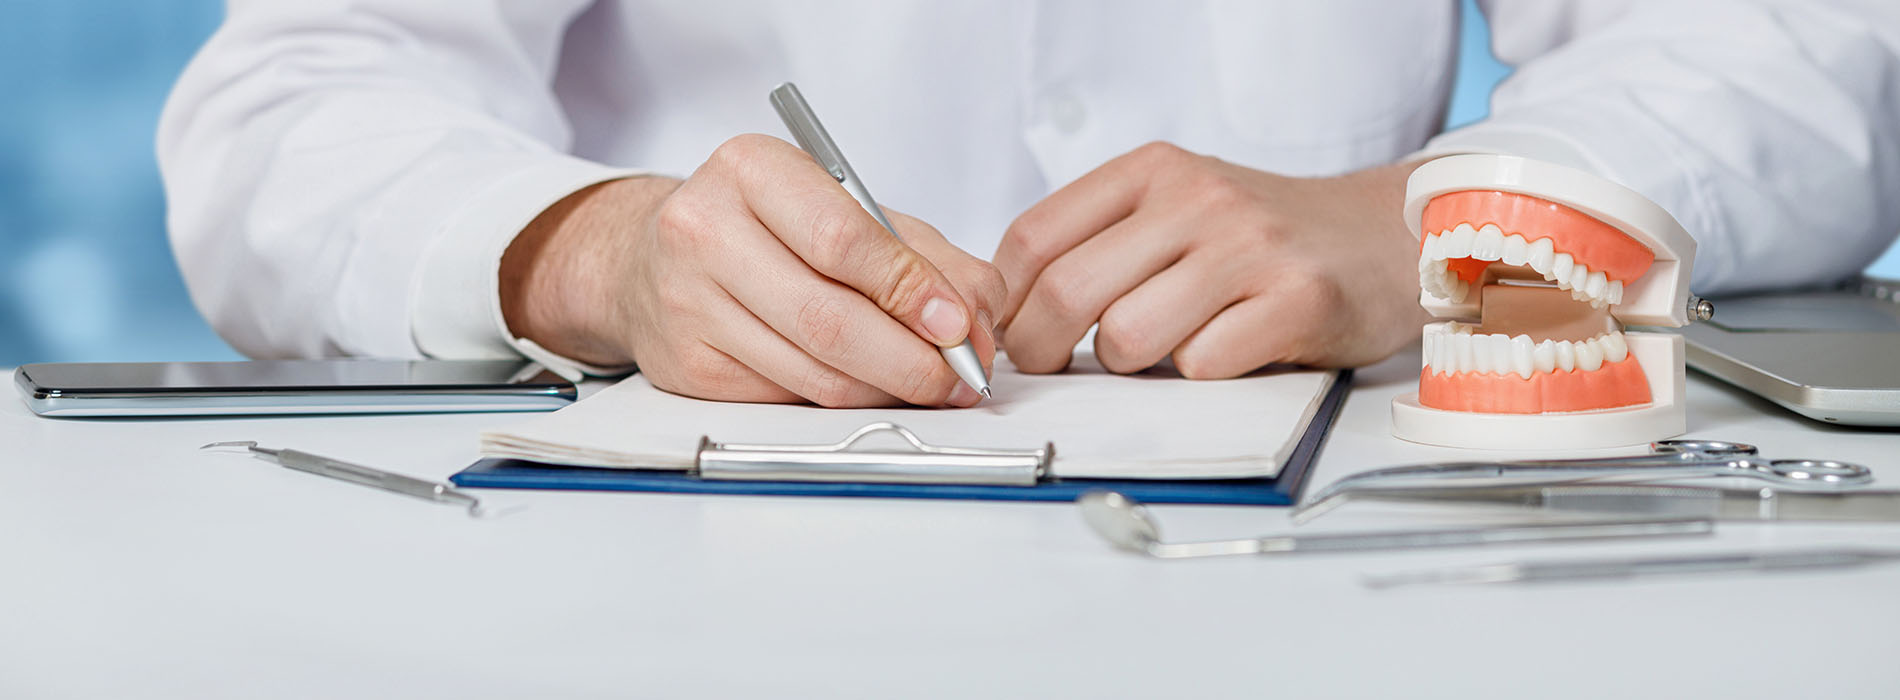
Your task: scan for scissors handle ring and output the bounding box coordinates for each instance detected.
[1652,439,1759,457]
[1762,459,1875,486]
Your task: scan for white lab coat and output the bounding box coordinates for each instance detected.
[158,0,1900,365]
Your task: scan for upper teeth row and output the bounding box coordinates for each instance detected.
[1423,321,1629,378]
[1418,224,1625,309]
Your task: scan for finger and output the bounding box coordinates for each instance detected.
[700,288,904,408]
[1002,209,1188,373]
[706,210,980,407]
[1093,249,1250,374]
[1169,292,1328,380]
[993,142,1191,327]
[892,210,1006,374]
[722,135,976,348]
[639,332,806,405]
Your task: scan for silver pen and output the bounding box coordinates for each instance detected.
[769,82,992,399]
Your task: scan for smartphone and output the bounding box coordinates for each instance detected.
[13,359,578,417]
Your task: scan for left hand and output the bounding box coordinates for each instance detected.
[993,142,1430,377]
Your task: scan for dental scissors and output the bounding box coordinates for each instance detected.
[1294,440,1873,524]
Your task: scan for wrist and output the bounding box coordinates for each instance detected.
[499,175,682,367]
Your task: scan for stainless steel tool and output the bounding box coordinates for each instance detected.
[1077,490,1712,559]
[1295,439,1872,524]
[202,441,485,516]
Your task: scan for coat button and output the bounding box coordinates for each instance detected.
[1045,91,1086,134]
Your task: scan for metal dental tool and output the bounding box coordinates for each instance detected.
[201,441,486,516]
[1077,491,1712,559]
[1364,548,1900,589]
[1293,439,1872,524]
[1295,483,1900,524]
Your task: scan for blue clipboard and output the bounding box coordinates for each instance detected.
[451,370,1349,506]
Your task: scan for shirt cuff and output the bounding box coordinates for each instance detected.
[410,154,643,379]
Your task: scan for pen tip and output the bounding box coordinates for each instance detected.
[980,387,993,399]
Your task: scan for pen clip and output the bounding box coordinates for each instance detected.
[770,82,850,183]
[697,421,1050,486]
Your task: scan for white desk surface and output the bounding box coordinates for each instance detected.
[4,353,1898,699]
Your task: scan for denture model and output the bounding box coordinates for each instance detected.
[1391,154,1704,449]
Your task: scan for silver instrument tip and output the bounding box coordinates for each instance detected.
[979,386,992,399]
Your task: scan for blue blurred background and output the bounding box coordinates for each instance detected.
[0,1,1893,367]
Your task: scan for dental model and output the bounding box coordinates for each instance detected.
[1391,154,1705,450]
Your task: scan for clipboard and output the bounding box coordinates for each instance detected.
[450,370,1350,506]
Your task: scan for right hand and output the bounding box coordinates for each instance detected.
[499,134,1004,407]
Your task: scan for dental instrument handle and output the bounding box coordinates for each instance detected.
[1368,548,1900,588]
[1515,549,1892,581]
[1251,518,1711,554]
[272,448,481,511]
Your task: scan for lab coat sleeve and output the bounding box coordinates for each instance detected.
[1426,0,1900,295]
[157,0,637,360]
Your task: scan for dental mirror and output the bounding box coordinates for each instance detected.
[1078,490,1160,553]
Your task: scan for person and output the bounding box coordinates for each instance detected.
[159,1,1900,408]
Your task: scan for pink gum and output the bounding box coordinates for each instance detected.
[1418,354,1652,414]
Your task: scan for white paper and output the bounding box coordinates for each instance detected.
[481,354,1336,479]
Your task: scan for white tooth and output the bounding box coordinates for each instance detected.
[1528,238,1555,276]
[1532,340,1557,374]
[1471,333,1494,374]
[1421,331,1434,368]
[1489,335,1514,375]
[1471,225,1505,262]
[1421,233,1442,263]
[1422,260,1450,298]
[1551,253,1575,287]
[1436,334,1456,374]
[1444,224,1476,259]
[1575,338,1605,372]
[1478,335,1503,375]
[1555,340,1576,372]
[1584,270,1607,299]
[1457,329,1477,374]
[1510,334,1535,379]
[1608,279,1624,305]
[1573,288,1590,302]
[1601,332,1628,363]
[1501,234,1530,266]
[1448,277,1469,303]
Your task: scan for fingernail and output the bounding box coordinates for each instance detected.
[947,383,981,407]
[920,297,968,346]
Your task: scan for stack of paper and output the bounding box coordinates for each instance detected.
[481,354,1337,479]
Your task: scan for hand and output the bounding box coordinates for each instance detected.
[993,142,1429,378]
[500,134,1004,407]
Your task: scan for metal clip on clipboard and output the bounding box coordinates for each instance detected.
[695,422,1052,486]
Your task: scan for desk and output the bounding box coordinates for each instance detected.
[3,352,1897,699]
